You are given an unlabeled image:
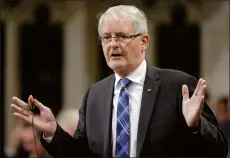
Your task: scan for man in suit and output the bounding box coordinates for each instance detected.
[11,5,228,157]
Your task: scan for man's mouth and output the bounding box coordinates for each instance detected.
[111,53,122,57]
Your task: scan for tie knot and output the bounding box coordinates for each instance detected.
[119,78,132,88]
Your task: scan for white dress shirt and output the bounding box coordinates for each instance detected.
[112,59,147,157]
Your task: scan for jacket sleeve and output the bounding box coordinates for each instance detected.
[178,75,228,157]
[41,88,98,157]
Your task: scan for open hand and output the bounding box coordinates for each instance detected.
[11,95,57,137]
[182,78,206,128]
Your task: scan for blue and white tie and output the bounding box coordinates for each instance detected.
[115,78,132,158]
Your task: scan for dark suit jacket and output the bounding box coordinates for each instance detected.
[41,63,228,157]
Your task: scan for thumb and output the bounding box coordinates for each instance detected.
[33,99,46,110]
[182,84,189,102]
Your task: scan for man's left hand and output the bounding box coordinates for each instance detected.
[182,78,206,128]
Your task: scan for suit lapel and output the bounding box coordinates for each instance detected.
[136,64,160,157]
[103,75,115,157]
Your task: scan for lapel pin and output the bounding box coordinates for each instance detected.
[148,89,151,92]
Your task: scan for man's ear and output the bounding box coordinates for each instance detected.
[141,34,149,51]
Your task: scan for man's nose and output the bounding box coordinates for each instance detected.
[110,37,119,48]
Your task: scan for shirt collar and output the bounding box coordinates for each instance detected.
[114,59,147,88]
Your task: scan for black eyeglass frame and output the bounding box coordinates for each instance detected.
[98,33,142,44]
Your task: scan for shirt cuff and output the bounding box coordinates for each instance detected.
[43,133,54,143]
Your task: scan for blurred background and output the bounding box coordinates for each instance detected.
[0,0,229,157]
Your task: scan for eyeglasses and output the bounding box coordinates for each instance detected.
[99,33,142,44]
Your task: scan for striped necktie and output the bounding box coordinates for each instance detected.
[115,78,132,158]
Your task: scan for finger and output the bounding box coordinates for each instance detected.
[28,110,35,116]
[198,85,206,103]
[193,78,202,96]
[182,84,189,102]
[28,95,34,107]
[28,95,35,116]
[198,95,205,112]
[33,99,47,110]
[11,104,31,117]
[197,80,206,97]
[12,97,29,110]
[14,113,32,124]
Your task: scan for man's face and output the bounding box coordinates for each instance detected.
[100,15,148,76]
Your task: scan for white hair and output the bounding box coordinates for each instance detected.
[98,5,148,36]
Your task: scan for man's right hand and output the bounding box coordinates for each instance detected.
[11,95,57,137]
